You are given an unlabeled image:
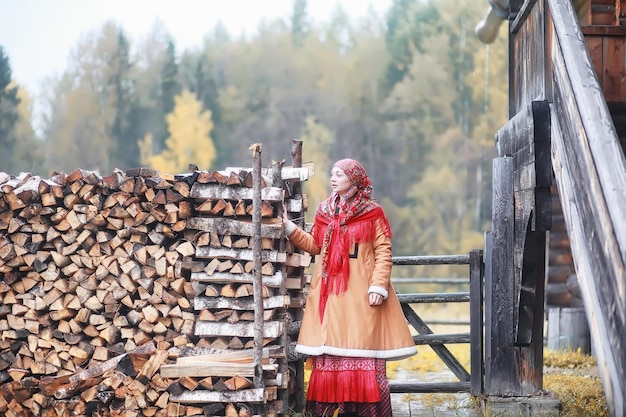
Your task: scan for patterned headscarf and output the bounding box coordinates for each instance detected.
[312,159,392,322]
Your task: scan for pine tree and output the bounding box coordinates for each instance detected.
[291,0,309,47]
[0,46,20,173]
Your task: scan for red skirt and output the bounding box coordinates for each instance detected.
[306,355,392,417]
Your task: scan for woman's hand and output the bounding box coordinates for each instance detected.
[281,203,289,225]
[369,292,383,306]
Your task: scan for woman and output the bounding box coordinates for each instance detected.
[283,158,417,417]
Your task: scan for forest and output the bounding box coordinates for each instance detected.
[0,0,508,274]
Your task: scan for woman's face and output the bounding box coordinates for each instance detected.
[330,166,352,196]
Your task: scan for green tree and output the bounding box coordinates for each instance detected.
[108,28,141,169]
[157,39,182,147]
[0,46,20,173]
[139,89,216,174]
[291,0,310,47]
[383,0,441,94]
[132,21,182,157]
[43,22,136,173]
[12,86,44,174]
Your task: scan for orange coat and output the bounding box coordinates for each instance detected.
[287,223,417,361]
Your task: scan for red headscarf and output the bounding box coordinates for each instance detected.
[311,159,392,322]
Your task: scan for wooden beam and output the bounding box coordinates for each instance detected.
[485,157,519,395]
[193,295,289,311]
[469,249,484,396]
[170,388,265,404]
[187,217,283,239]
[190,184,284,201]
[195,321,283,338]
[160,362,278,378]
[195,247,286,263]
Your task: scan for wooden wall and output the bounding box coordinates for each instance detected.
[583,26,626,102]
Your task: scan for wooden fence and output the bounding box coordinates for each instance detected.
[389,251,484,396]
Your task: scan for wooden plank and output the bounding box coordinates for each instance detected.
[603,35,626,101]
[169,345,284,360]
[191,271,284,287]
[392,255,469,266]
[509,0,546,114]
[190,184,284,201]
[485,157,518,395]
[584,35,604,87]
[194,295,289,311]
[549,4,626,411]
[176,349,268,364]
[195,321,283,338]
[400,303,469,382]
[224,166,311,182]
[187,217,282,239]
[469,249,484,396]
[549,99,625,416]
[170,388,265,403]
[389,381,471,394]
[160,362,278,378]
[285,196,305,212]
[517,231,547,394]
[412,333,470,345]
[195,247,286,263]
[397,293,470,303]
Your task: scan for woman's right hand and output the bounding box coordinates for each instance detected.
[281,203,289,226]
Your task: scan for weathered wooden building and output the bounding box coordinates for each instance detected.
[477,0,626,415]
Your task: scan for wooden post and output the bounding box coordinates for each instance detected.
[517,228,547,394]
[290,138,306,413]
[469,249,484,396]
[250,143,265,393]
[485,156,519,395]
[272,158,289,413]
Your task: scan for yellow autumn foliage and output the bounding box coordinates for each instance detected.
[139,89,216,174]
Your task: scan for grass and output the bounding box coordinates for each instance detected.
[543,349,609,417]
[392,345,608,416]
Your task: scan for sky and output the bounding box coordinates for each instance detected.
[0,0,391,99]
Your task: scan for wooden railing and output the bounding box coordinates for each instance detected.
[547,0,626,413]
[389,251,484,396]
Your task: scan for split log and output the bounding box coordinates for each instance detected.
[188,217,283,239]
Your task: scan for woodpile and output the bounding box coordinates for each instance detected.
[0,155,310,417]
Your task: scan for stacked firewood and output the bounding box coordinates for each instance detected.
[163,165,311,417]
[0,162,310,417]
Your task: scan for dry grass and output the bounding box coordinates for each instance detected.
[543,349,609,417]
[390,344,608,416]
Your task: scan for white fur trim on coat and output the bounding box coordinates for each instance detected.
[368,285,389,299]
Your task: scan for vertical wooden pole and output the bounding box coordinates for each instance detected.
[272,158,289,414]
[290,139,306,413]
[485,156,519,395]
[250,143,264,392]
[517,230,547,394]
[469,248,484,396]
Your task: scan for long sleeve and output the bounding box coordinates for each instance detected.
[286,223,322,255]
[367,222,393,299]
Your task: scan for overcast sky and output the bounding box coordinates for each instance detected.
[0,0,391,98]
